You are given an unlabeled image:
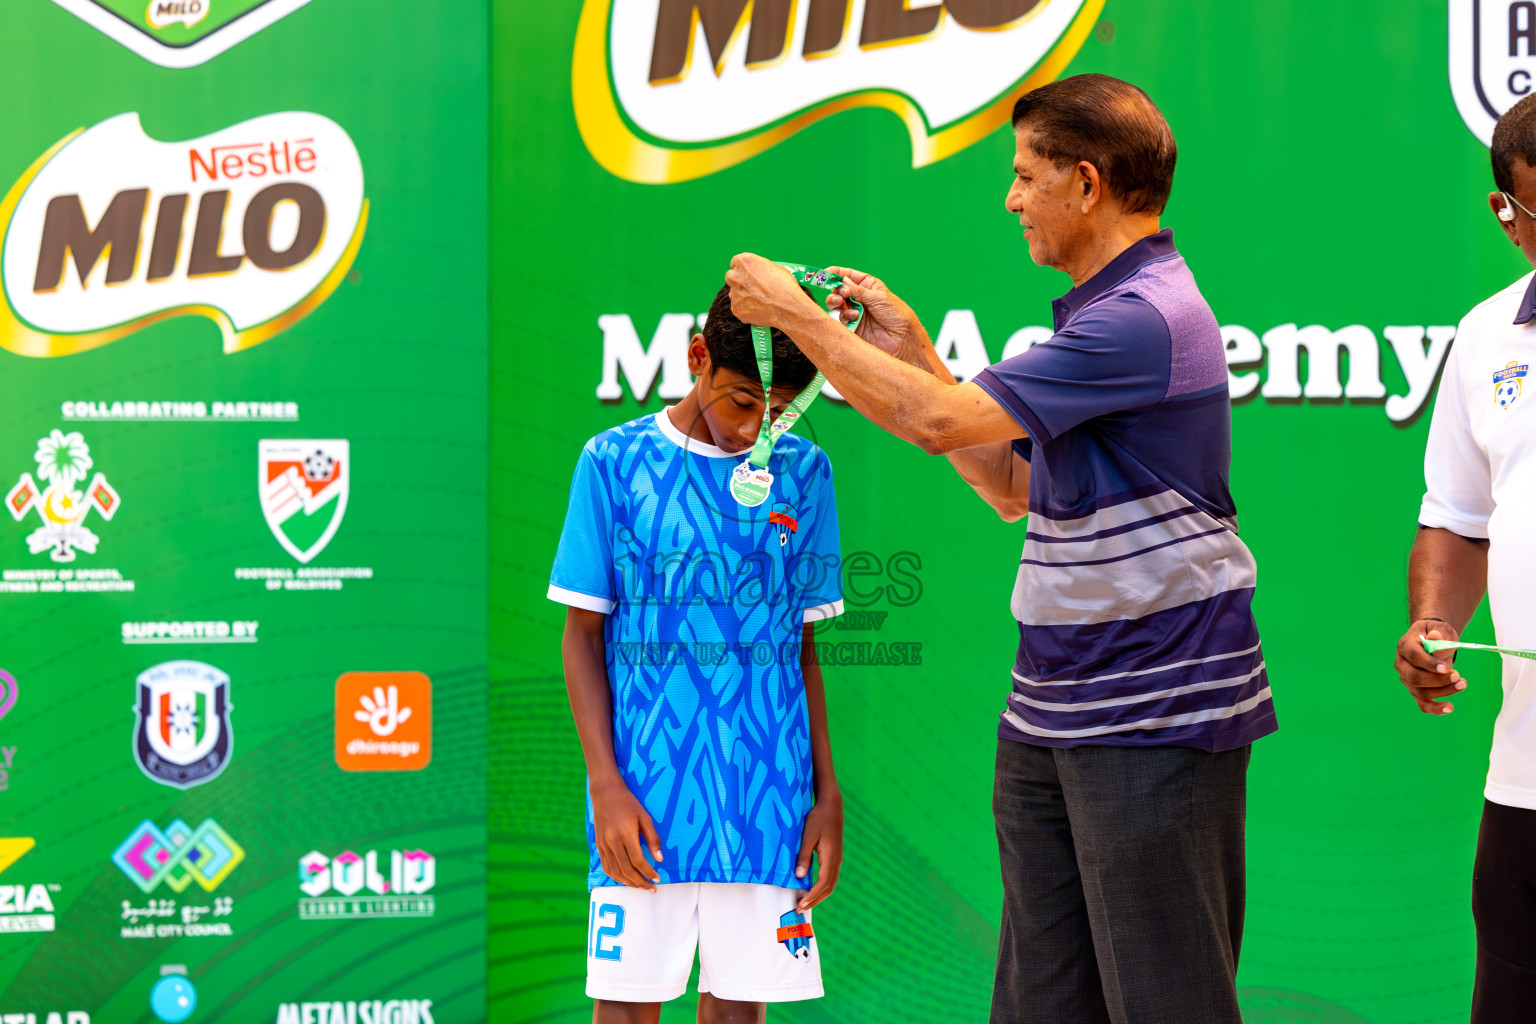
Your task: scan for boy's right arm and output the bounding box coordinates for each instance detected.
[562,606,663,892]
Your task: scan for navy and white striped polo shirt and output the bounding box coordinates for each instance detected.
[972,229,1276,752]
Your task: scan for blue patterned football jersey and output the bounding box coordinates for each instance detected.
[550,409,844,890]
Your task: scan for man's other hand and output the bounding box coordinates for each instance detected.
[1395,620,1469,715]
[824,265,922,360]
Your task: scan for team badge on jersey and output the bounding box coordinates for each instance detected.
[259,440,349,563]
[134,660,232,789]
[1494,360,1528,409]
[776,908,813,960]
[769,503,799,549]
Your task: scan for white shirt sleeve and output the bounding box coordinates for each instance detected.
[1419,322,1493,539]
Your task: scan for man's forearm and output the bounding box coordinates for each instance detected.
[1408,527,1489,629]
[782,305,960,450]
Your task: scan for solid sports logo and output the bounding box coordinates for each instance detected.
[1450,0,1536,145]
[259,439,349,563]
[48,0,313,68]
[574,0,1103,182]
[112,819,245,893]
[6,431,121,562]
[0,112,366,358]
[133,660,233,788]
[298,847,437,920]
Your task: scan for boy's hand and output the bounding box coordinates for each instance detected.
[590,777,663,892]
[794,790,844,912]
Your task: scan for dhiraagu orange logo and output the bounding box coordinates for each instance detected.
[0,111,367,359]
[574,0,1105,183]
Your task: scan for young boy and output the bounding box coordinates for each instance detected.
[549,282,845,1023]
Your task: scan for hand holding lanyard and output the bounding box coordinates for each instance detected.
[729,263,864,507]
[1422,636,1536,662]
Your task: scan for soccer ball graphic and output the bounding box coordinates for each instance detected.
[1498,380,1521,409]
[303,449,336,482]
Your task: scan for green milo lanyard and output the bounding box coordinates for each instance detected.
[728,263,863,508]
[1422,636,1536,662]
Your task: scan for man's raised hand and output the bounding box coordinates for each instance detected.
[726,253,821,331]
[824,266,921,361]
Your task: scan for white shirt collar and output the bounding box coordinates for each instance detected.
[654,408,739,459]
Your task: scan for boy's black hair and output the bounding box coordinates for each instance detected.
[700,283,818,392]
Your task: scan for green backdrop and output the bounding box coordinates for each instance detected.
[0,0,1522,1021]
[494,2,1514,1023]
[0,1,487,1021]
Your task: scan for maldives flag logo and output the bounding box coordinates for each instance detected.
[133,660,232,789]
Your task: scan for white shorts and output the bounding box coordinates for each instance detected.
[585,882,824,1003]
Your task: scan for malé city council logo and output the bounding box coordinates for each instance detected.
[47,0,313,68]
[575,0,1104,183]
[0,111,366,358]
[112,819,244,893]
[6,430,120,562]
[133,660,233,789]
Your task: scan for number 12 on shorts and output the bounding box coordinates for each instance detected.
[589,902,625,961]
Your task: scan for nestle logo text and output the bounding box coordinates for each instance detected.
[190,139,318,182]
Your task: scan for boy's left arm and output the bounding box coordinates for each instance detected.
[794,622,843,912]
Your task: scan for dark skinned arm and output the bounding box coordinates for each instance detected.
[1393,527,1490,715]
[794,621,843,912]
[562,606,663,891]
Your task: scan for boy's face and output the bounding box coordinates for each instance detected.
[686,334,803,455]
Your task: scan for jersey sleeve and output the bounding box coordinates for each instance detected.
[799,452,844,624]
[972,295,1173,445]
[548,445,617,614]
[1419,330,1492,539]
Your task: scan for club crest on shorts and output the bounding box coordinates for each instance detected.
[259,440,349,563]
[134,660,232,789]
[776,908,813,960]
[1494,360,1528,408]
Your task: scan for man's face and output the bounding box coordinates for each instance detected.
[687,335,800,455]
[1492,157,1536,266]
[1004,131,1087,271]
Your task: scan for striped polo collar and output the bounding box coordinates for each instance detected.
[1052,227,1179,330]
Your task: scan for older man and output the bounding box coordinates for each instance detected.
[727,74,1274,1023]
[1394,92,1536,1022]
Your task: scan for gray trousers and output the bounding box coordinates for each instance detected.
[991,737,1250,1024]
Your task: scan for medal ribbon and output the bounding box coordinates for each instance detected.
[1422,636,1536,662]
[743,263,863,471]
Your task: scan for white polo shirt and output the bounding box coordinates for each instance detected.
[1421,270,1536,810]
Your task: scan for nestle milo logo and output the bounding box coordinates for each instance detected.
[0,112,367,359]
[575,0,1104,183]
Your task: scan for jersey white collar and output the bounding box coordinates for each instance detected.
[655,408,738,459]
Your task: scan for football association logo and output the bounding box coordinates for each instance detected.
[5,430,120,562]
[259,440,349,563]
[133,660,232,789]
[1494,360,1528,409]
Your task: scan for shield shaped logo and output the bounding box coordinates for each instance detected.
[1449,0,1536,145]
[134,661,232,789]
[259,439,349,564]
[47,0,313,69]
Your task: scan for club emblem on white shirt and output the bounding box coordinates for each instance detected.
[1494,360,1528,409]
